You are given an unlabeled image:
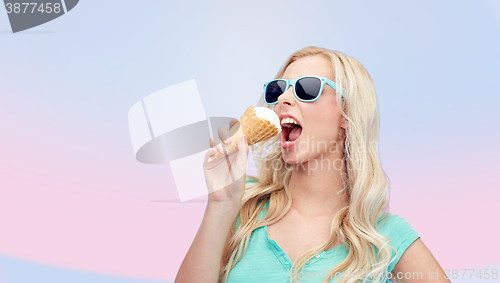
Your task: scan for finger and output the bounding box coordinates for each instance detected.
[239,134,249,156]
[232,134,249,179]
[218,125,232,145]
[212,136,227,154]
[209,136,225,152]
[204,146,218,161]
[229,118,239,129]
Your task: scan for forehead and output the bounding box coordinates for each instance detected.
[282,55,334,80]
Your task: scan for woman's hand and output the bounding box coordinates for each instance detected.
[176,120,249,283]
[203,118,249,208]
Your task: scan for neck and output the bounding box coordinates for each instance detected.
[289,154,348,218]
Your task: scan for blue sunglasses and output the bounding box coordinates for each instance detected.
[263,76,344,105]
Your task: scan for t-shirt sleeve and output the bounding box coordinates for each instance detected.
[387,215,421,272]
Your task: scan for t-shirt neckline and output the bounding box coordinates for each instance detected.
[260,197,346,266]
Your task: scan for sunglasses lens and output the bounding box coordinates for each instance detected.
[296,77,322,101]
[265,80,287,104]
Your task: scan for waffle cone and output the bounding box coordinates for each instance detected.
[207,105,279,162]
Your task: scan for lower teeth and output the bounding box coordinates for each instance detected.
[285,140,293,144]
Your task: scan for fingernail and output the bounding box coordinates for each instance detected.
[225,137,232,144]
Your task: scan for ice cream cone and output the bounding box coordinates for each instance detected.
[207,105,280,162]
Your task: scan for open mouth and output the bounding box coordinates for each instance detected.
[281,122,303,148]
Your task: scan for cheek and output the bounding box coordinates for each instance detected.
[273,105,279,115]
[308,108,340,136]
[312,105,335,122]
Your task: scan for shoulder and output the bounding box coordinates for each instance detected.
[376,213,417,235]
[377,213,421,272]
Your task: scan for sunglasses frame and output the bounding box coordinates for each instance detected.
[263,76,344,105]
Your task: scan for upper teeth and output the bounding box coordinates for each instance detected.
[281,117,299,128]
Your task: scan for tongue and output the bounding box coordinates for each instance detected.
[288,126,302,142]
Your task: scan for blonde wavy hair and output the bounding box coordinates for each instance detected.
[219,46,397,283]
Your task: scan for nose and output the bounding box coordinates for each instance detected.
[277,84,296,107]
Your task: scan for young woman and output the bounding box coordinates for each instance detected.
[175,46,450,283]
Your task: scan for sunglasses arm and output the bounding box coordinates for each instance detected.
[325,79,345,98]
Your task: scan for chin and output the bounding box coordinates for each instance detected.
[281,151,307,165]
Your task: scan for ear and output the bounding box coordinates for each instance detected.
[340,115,348,130]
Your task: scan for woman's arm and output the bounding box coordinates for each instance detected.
[221,229,233,273]
[391,238,451,283]
[174,202,239,283]
[175,119,248,283]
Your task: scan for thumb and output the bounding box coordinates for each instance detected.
[235,134,249,168]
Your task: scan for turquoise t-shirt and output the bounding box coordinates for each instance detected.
[227,179,420,283]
